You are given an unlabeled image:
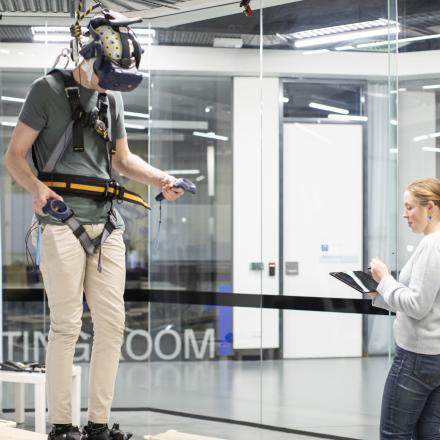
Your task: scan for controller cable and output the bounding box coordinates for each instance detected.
[152,178,197,251]
[152,201,163,252]
[28,178,196,265]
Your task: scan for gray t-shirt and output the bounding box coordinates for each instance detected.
[373,230,440,354]
[19,71,126,227]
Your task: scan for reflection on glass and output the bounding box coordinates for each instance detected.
[1,0,426,438]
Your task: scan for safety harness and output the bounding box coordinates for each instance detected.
[33,69,150,271]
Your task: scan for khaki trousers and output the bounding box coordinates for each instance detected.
[39,223,126,424]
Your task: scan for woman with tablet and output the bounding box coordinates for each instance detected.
[369,177,440,439]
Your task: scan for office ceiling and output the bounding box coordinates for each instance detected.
[0,0,440,52]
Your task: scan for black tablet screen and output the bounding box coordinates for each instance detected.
[329,271,378,293]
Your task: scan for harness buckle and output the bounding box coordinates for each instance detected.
[116,185,125,204]
[65,86,80,99]
[104,180,119,200]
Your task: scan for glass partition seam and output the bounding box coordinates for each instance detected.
[43,19,49,338]
[393,0,399,367]
[259,0,264,427]
[437,93,440,174]
[146,20,152,369]
[279,79,285,359]
[387,0,399,363]
[361,83,369,357]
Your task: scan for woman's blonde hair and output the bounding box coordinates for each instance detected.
[407,177,440,208]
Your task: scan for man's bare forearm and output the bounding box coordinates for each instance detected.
[113,153,169,188]
[5,151,44,195]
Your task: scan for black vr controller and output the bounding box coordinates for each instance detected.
[42,199,73,221]
[155,178,197,202]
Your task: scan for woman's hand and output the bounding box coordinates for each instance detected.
[368,257,389,283]
[367,291,379,299]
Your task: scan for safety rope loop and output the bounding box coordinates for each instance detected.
[80,1,101,21]
[70,0,83,40]
[70,22,82,39]
[70,1,102,44]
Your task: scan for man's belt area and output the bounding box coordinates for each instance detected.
[38,173,150,210]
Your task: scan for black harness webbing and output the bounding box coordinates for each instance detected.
[62,210,116,257]
[34,69,150,271]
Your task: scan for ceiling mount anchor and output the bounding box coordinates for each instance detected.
[240,0,253,17]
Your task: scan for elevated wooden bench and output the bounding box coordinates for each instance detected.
[0,365,81,433]
[0,426,47,440]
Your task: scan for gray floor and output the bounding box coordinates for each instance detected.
[1,357,391,440]
[9,411,344,440]
[113,357,388,439]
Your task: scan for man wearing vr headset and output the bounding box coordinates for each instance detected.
[5,9,184,440]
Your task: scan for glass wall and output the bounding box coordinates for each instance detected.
[4,0,438,438]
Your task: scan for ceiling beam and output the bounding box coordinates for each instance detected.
[0,0,303,27]
[132,0,303,26]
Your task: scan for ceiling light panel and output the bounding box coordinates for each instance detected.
[295,26,400,48]
[309,102,349,114]
[328,114,368,122]
[293,18,393,39]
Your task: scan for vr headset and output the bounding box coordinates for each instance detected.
[79,8,144,92]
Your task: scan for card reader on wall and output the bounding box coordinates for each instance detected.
[286,261,299,275]
[250,262,264,271]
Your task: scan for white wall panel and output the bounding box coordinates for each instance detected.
[2,43,440,79]
[0,43,388,78]
[232,77,279,350]
[283,123,363,358]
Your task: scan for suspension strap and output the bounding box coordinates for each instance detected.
[51,69,86,152]
[107,93,117,155]
[42,121,74,173]
[62,208,118,273]
[63,214,97,255]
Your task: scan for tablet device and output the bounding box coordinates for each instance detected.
[329,271,378,293]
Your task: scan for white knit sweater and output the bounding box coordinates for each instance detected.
[373,230,440,354]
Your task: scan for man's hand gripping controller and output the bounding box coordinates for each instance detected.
[155,178,197,202]
[42,199,73,221]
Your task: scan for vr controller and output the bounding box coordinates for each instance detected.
[155,178,197,202]
[42,199,73,221]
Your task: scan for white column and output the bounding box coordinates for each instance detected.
[14,383,25,424]
[232,77,280,350]
[71,366,81,426]
[34,382,46,433]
